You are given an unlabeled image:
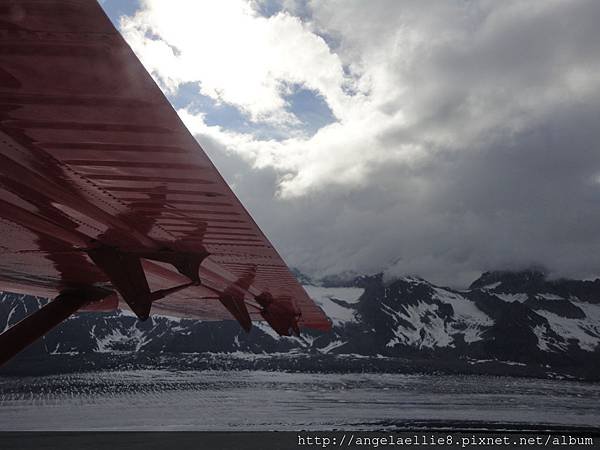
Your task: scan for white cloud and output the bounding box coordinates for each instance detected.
[122,0,600,198]
[121,0,352,127]
[116,0,600,284]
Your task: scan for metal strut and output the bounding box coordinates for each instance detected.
[87,246,208,321]
[0,286,112,366]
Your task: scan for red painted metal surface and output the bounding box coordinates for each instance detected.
[0,0,330,333]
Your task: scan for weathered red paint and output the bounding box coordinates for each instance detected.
[0,0,331,358]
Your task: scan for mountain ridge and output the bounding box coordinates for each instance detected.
[1,269,599,379]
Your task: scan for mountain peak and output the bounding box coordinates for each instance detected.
[290,268,314,285]
[469,269,547,290]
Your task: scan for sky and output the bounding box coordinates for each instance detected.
[99,0,600,287]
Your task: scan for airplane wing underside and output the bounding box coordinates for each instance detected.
[0,0,330,350]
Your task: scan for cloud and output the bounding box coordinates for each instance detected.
[116,0,600,285]
[120,0,351,126]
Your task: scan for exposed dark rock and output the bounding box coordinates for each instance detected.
[1,269,600,380]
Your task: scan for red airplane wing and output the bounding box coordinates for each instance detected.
[0,0,330,350]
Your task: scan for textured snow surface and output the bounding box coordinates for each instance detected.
[1,370,599,430]
[536,301,600,352]
[303,285,363,326]
[537,293,564,301]
[433,288,493,343]
[481,282,501,290]
[253,321,283,340]
[91,325,151,353]
[496,293,528,303]
[384,301,453,349]
[319,340,347,354]
[383,289,493,349]
[433,290,489,324]
[532,325,551,351]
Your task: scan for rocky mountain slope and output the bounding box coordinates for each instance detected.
[1,270,600,379]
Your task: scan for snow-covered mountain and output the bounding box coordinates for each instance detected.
[1,270,600,379]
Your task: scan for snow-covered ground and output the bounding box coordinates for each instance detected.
[302,285,363,326]
[535,301,600,352]
[434,288,494,343]
[495,293,529,303]
[1,370,599,430]
[382,287,494,349]
[384,301,454,349]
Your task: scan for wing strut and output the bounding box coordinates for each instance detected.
[0,286,113,366]
[87,246,208,320]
